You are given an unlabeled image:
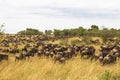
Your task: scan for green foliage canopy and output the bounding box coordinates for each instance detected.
[17,28,43,35]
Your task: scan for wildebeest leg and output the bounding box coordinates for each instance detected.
[81,54,84,58]
[27,56,30,60]
[54,60,57,63]
[25,55,29,60]
[23,56,26,60]
[86,55,90,59]
[102,59,107,65]
[15,57,19,62]
[69,54,72,59]
[90,56,94,62]
[15,57,17,62]
[74,52,78,56]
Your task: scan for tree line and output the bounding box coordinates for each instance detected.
[17,25,120,37]
[1,24,120,42]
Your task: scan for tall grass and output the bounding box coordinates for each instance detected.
[0,55,120,80]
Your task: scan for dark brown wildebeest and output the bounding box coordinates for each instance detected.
[111,46,120,58]
[22,46,28,52]
[15,53,25,61]
[54,54,66,63]
[37,49,44,57]
[91,44,116,62]
[99,45,112,58]
[59,57,66,63]
[24,51,35,59]
[102,54,117,65]
[0,54,8,62]
[49,50,55,58]
[90,54,100,62]
[80,45,95,59]
[24,46,38,59]
[44,50,50,58]
[9,48,19,54]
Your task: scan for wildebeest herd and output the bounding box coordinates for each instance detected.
[0,34,120,65]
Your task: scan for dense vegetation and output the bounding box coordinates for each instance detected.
[53,25,120,42]
[17,28,43,35]
[17,25,120,42]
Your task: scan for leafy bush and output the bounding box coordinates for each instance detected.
[17,28,43,35]
[99,70,120,80]
[100,70,112,80]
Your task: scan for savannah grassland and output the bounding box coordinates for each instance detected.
[0,37,120,80]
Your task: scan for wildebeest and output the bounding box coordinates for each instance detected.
[37,49,44,57]
[15,53,25,61]
[102,54,117,65]
[23,46,38,59]
[1,34,120,65]
[80,45,95,59]
[9,48,19,54]
[54,54,66,63]
[91,44,118,64]
[0,54,8,62]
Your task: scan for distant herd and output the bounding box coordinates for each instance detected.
[0,35,120,65]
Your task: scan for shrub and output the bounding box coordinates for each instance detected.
[100,70,112,80]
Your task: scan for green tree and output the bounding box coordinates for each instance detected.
[53,29,61,37]
[90,25,99,31]
[78,27,86,36]
[17,28,43,35]
[62,29,70,36]
[45,30,52,35]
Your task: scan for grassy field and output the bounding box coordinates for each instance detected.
[0,37,120,80]
[0,55,120,80]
